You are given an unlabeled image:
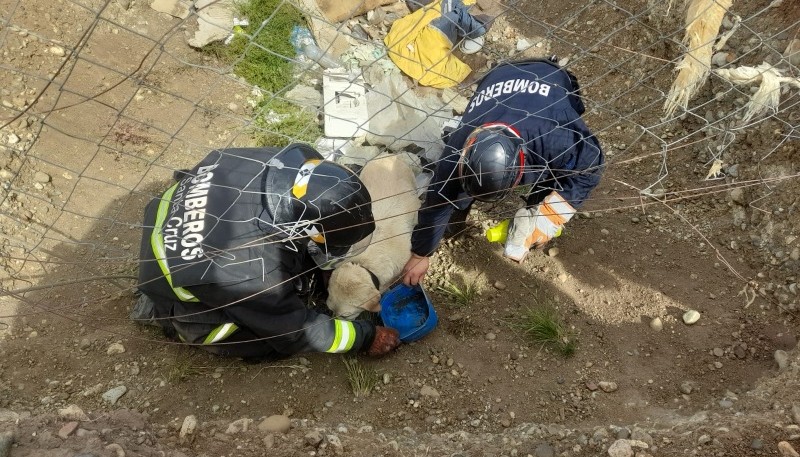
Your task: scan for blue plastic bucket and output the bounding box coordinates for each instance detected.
[379,284,438,342]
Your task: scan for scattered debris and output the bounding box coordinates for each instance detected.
[714,63,800,123]
[188,0,235,48]
[322,70,369,138]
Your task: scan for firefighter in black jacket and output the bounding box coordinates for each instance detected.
[133,144,401,359]
[403,59,604,286]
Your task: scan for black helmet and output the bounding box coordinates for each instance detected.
[458,123,526,202]
[264,144,375,266]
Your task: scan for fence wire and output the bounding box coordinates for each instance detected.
[0,0,798,344]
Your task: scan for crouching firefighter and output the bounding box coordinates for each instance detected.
[403,58,605,286]
[133,144,401,360]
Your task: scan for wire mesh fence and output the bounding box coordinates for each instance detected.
[0,0,797,347]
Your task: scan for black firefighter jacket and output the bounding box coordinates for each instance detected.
[138,147,375,357]
[411,59,605,256]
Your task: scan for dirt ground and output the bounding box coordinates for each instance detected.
[0,0,798,456]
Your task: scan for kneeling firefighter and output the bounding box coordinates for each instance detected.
[403,58,605,286]
[134,144,401,359]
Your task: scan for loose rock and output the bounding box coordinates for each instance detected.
[105,443,125,457]
[258,415,290,434]
[792,404,800,424]
[775,350,789,370]
[493,280,506,290]
[420,385,440,398]
[106,343,125,355]
[698,434,711,444]
[225,418,252,434]
[58,404,89,421]
[33,171,51,183]
[649,317,663,332]
[327,434,344,455]
[102,386,127,405]
[679,381,694,395]
[547,247,559,257]
[305,430,324,447]
[682,310,701,325]
[599,381,618,393]
[780,441,800,457]
[179,415,197,443]
[607,439,633,457]
[58,421,79,439]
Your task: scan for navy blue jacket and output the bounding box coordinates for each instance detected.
[411,60,604,256]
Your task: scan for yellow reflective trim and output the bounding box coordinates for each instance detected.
[203,322,239,344]
[326,320,343,353]
[150,183,199,302]
[326,320,356,353]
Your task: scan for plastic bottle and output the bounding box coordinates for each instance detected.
[301,43,343,69]
[485,220,510,243]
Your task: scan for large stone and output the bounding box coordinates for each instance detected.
[179,415,198,443]
[780,441,800,457]
[258,415,291,434]
[101,386,127,405]
[58,404,89,421]
[607,439,633,457]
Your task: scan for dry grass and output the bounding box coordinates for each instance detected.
[342,357,379,397]
[663,0,733,118]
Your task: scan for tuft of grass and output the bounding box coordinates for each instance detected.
[342,357,378,397]
[205,0,304,92]
[513,307,576,357]
[252,98,321,147]
[437,277,481,308]
[165,354,202,383]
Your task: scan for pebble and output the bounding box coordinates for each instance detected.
[516,38,531,51]
[383,373,391,384]
[485,332,496,341]
[557,273,568,283]
[49,46,66,57]
[179,415,197,443]
[711,51,732,66]
[225,418,252,434]
[649,317,663,332]
[751,439,764,449]
[0,431,13,457]
[327,434,344,455]
[33,171,51,183]
[547,247,559,257]
[775,350,789,370]
[6,134,19,145]
[106,343,125,355]
[679,381,694,394]
[493,280,506,290]
[792,404,800,424]
[101,386,127,405]
[599,381,618,393]
[607,439,633,457]
[258,415,290,434]
[713,347,724,357]
[586,381,598,391]
[780,441,800,457]
[682,310,701,325]
[305,430,324,447]
[719,399,733,408]
[105,443,125,457]
[698,434,711,444]
[58,404,89,421]
[58,421,79,439]
[420,385,440,398]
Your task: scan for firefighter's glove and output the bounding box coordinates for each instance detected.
[504,192,575,262]
[367,326,401,357]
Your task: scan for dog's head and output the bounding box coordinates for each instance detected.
[326,262,381,320]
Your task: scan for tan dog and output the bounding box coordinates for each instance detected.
[327,153,421,320]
